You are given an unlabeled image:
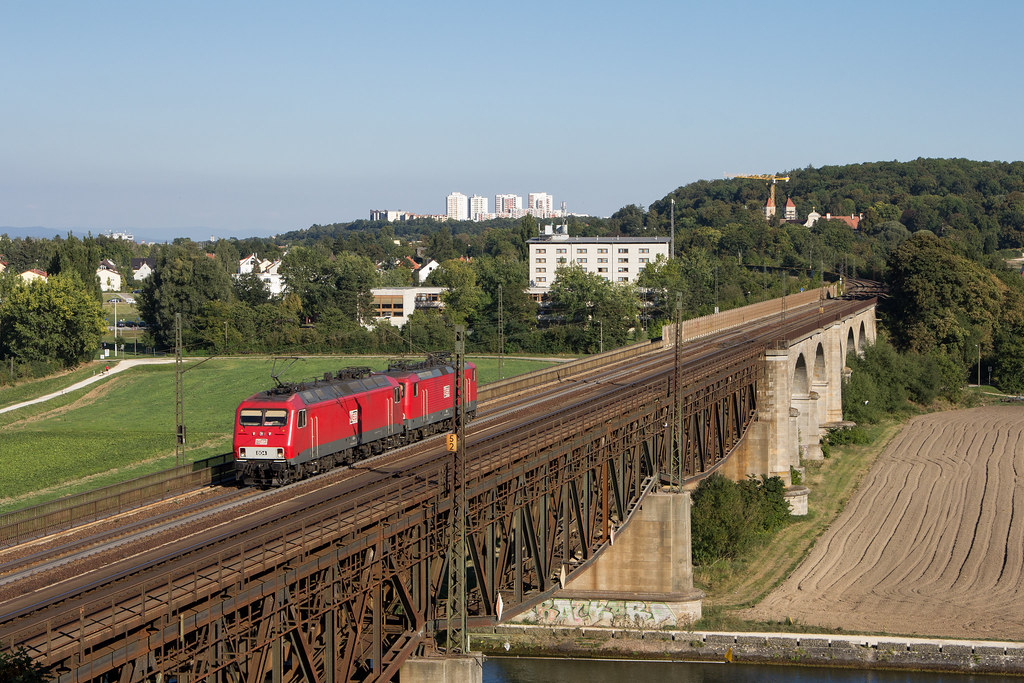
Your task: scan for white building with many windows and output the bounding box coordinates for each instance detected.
[469,195,488,220]
[494,193,523,216]
[527,228,670,289]
[446,192,468,221]
[527,192,554,217]
[370,287,446,328]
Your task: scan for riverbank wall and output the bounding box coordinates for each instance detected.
[471,624,1024,676]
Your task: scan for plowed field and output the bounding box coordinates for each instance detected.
[747,406,1024,639]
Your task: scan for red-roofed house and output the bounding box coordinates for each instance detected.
[21,269,48,284]
[825,213,862,230]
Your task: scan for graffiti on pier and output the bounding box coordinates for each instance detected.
[511,598,684,629]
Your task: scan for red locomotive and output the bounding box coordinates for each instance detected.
[233,354,477,486]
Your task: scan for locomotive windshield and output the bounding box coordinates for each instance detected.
[265,410,288,426]
[239,408,289,427]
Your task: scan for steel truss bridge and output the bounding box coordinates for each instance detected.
[0,296,874,682]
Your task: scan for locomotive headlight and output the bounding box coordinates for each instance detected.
[277,448,284,457]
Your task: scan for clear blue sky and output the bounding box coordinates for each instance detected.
[3,0,1023,241]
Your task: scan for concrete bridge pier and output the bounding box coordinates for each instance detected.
[794,392,823,461]
[400,653,484,683]
[727,349,798,484]
[506,491,703,629]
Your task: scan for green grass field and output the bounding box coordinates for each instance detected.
[0,355,562,512]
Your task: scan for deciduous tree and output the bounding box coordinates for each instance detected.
[0,275,105,369]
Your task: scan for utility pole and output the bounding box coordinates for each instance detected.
[175,313,184,467]
[497,284,504,380]
[113,299,118,357]
[174,316,220,470]
[714,264,719,314]
[599,320,603,354]
[670,198,675,259]
[674,294,683,488]
[446,325,468,654]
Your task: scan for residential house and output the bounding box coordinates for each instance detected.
[416,259,440,284]
[131,258,156,280]
[805,212,862,230]
[20,269,47,284]
[236,253,286,297]
[96,260,122,292]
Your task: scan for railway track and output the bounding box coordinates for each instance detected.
[0,294,827,586]
[0,294,875,677]
[0,297,863,605]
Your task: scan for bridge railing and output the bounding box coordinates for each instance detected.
[0,453,234,548]
[668,285,838,344]
[478,338,664,401]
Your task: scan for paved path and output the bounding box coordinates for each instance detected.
[0,359,177,415]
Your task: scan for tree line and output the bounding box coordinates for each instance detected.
[3,158,1024,392]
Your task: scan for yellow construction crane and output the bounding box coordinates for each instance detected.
[726,173,791,215]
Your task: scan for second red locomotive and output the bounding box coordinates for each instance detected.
[233,354,477,486]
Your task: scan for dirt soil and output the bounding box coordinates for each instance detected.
[745,405,1024,640]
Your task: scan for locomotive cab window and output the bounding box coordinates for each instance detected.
[298,409,307,429]
[239,409,263,427]
[412,382,419,397]
[393,387,401,403]
[264,410,288,427]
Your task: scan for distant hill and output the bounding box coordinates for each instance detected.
[0,226,81,240]
[0,225,246,244]
[651,158,1024,249]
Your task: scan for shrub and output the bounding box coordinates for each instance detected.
[824,426,872,446]
[0,648,48,683]
[691,473,791,565]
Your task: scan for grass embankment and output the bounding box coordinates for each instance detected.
[0,355,562,514]
[0,364,106,410]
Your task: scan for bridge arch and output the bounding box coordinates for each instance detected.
[846,327,857,361]
[813,342,827,384]
[793,354,810,396]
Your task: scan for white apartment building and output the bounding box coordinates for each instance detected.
[469,195,488,220]
[495,193,523,216]
[370,287,446,328]
[446,192,468,221]
[369,209,411,222]
[527,192,554,217]
[527,230,670,289]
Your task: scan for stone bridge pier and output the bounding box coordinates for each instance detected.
[725,304,876,493]
[458,301,876,678]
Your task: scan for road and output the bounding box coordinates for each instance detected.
[0,359,177,415]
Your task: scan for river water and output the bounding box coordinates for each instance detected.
[483,657,1018,682]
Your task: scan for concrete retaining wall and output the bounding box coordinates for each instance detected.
[472,625,1024,676]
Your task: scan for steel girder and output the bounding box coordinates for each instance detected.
[674,350,762,479]
[3,350,763,683]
